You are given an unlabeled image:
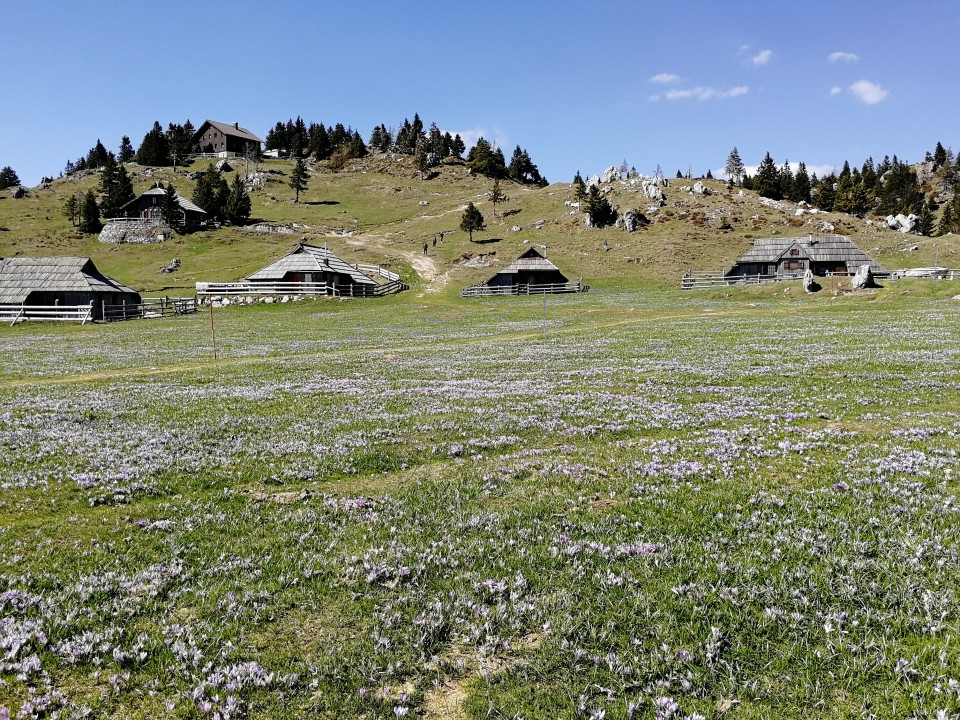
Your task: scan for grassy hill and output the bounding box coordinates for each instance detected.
[1,154,956,297]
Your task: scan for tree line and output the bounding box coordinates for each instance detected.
[725,142,960,237]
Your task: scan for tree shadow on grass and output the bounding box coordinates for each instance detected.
[303,200,340,206]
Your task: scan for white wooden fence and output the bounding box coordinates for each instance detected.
[461,279,587,297]
[0,302,94,325]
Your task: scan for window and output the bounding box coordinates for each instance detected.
[784,260,803,270]
[789,248,800,256]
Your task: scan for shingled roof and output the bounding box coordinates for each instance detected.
[194,120,264,145]
[247,244,375,285]
[120,187,207,215]
[733,234,885,273]
[495,247,565,276]
[0,257,139,305]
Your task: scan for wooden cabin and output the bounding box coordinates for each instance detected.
[246,243,377,289]
[118,186,208,229]
[486,247,569,287]
[728,234,884,277]
[0,257,141,320]
[193,120,264,156]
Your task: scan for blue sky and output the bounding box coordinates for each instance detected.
[3,1,957,186]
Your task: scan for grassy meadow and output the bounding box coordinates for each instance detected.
[2,281,960,719]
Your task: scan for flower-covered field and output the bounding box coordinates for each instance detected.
[1,287,960,719]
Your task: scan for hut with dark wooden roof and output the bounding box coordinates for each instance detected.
[462,247,586,296]
[728,234,884,277]
[117,186,208,229]
[0,257,141,320]
[247,243,377,289]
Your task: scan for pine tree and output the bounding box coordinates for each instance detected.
[0,166,20,190]
[459,202,485,241]
[466,138,506,178]
[917,200,935,236]
[79,190,101,233]
[98,153,133,219]
[933,142,948,170]
[192,163,229,221]
[779,161,794,201]
[290,157,309,202]
[118,136,135,163]
[489,178,508,217]
[724,147,745,186]
[62,194,80,226]
[136,122,170,166]
[573,171,587,205]
[450,134,465,158]
[705,169,714,180]
[584,185,617,227]
[224,174,251,225]
[937,204,954,236]
[160,184,181,228]
[265,122,289,152]
[755,152,781,200]
[793,162,811,204]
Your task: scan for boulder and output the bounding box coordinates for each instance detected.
[802,269,821,293]
[584,213,594,228]
[818,221,835,233]
[510,225,521,232]
[885,214,917,233]
[160,258,181,274]
[692,181,709,195]
[215,159,233,172]
[620,209,648,233]
[851,264,879,289]
[600,166,620,184]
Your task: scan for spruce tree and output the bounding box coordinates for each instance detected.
[933,142,948,170]
[584,185,617,227]
[459,202,485,241]
[489,178,508,217]
[136,122,170,166]
[79,190,101,233]
[937,204,954,236]
[917,200,935,236]
[793,162,811,203]
[160,184,181,228]
[0,166,20,190]
[118,136,135,163]
[572,171,587,205]
[290,157,309,203]
[224,175,251,225]
[451,134,465,158]
[86,140,110,169]
[724,147,745,186]
[192,163,229,221]
[755,152,781,200]
[63,194,80,226]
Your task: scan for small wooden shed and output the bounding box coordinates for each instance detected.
[728,234,885,277]
[0,257,141,320]
[247,243,376,289]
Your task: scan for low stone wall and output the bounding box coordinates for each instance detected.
[200,293,331,308]
[99,221,173,244]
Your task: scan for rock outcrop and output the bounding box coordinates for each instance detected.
[851,264,879,289]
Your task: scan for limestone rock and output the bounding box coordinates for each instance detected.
[692,181,709,195]
[510,225,521,232]
[818,221,835,233]
[885,214,917,233]
[802,269,821,293]
[851,264,879,289]
[215,159,233,173]
[600,166,620,183]
[160,258,181,274]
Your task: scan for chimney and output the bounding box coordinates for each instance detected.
[234,122,239,129]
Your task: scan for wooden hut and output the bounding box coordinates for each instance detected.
[117,186,208,229]
[0,257,141,320]
[462,247,585,296]
[246,243,377,289]
[727,234,884,277]
[193,120,264,156]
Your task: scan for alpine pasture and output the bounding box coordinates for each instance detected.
[2,281,960,719]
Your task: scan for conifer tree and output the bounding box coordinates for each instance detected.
[290,157,309,203]
[98,153,135,219]
[937,204,954,237]
[584,185,617,227]
[793,162,811,203]
[136,122,170,166]
[459,202,485,241]
[933,142,948,170]
[0,166,20,190]
[62,194,80,226]
[79,190,101,233]
[489,178,508,217]
[118,136,135,163]
[755,152,781,200]
[192,163,229,221]
[917,200,935,236]
[160,184,181,228]
[724,147,745,186]
[572,171,587,205]
[224,174,251,225]
[450,134,465,158]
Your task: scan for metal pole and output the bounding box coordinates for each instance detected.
[209,302,218,361]
[543,293,547,339]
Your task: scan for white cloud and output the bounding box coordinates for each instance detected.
[828,51,859,63]
[664,86,749,101]
[849,79,889,105]
[751,49,774,66]
[650,73,681,84]
[829,86,843,96]
[453,127,509,151]
[718,161,836,180]
[648,95,662,102]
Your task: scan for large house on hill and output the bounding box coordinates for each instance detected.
[727,234,885,278]
[193,120,263,156]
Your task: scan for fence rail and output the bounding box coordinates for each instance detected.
[680,270,901,290]
[0,303,93,325]
[461,279,588,297]
[102,297,198,322]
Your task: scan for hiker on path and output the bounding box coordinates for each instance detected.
[423,242,428,255]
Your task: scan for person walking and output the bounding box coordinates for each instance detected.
[423,242,428,255]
